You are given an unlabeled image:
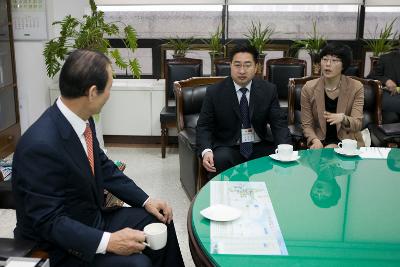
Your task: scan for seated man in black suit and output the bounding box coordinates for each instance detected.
[196,44,291,177]
[368,48,400,116]
[12,49,184,267]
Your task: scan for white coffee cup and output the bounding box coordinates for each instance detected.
[338,139,357,153]
[143,223,167,250]
[275,144,293,160]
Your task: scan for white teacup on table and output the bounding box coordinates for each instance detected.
[275,144,293,161]
[143,223,167,250]
[338,139,357,154]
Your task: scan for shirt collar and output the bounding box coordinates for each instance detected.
[56,97,88,137]
[233,80,252,93]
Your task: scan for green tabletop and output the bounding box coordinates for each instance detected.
[191,148,400,267]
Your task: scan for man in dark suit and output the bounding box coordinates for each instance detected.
[368,49,400,114]
[12,49,184,267]
[196,44,291,176]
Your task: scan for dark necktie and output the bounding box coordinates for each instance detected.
[239,88,253,158]
[83,123,95,175]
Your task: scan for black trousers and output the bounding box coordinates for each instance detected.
[210,141,276,178]
[93,208,184,267]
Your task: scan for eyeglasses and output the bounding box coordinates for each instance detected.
[321,57,342,65]
[232,62,255,70]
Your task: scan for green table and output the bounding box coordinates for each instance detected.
[188,148,400,267]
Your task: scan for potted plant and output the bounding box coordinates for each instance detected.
[166,36,194,58]
[43,0,141,79]
[204,26,226,75]
[364,18,398,71]
[44,0,141,149]
[206,25,224,56]
[291,20,326,76]
[245,20,275,78]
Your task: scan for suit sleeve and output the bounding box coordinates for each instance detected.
[267,84,292,145]
[301,83,319,146]
[341,84,364,132]
[196,87,216,156]
[12,143,103,262]
[99,148,149,206]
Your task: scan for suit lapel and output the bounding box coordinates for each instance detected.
[336,76,350,132]
[315,78,326,134]
[226,77,241,119]
[249,80,263,119]
[50,104,102,205]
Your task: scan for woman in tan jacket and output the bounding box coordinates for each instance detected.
[301,43,365,149]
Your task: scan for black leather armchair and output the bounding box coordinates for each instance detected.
[265,57,306,116]
[174,77,225,200]
[214,58,231,76]
[160,58,202,158]
[352,77,400,147]
[360,78,400,147]
[344,60,363,77]
[287,76,316,149]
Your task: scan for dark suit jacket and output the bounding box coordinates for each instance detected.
[196,77,291,155]
[368,49,400,86]
[12,104,148,265]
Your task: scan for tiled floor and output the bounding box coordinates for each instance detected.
[0,146,195,267]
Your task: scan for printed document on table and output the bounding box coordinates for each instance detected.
[210,181,288,255]
[359,147,391,159]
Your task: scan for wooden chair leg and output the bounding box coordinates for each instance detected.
[161,123,168,158]
[196,159,208,193]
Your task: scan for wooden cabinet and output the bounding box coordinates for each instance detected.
[0,0,20,158]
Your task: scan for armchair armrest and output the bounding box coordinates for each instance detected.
[369,124,400,147]
[288,124,307,150]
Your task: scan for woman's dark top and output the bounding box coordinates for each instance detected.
[324,91,340,145]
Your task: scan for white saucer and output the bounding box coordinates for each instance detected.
[269,151,300,162]
[200,204,241,222]
[334,147,361,157]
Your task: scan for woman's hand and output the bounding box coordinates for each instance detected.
[324,111,344,125]
[310,139,323,149]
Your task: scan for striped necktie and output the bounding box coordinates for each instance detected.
[83,123,95,175]
[239,88,253,158]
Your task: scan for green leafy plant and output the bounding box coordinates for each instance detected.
[204,25,224,56]
[291,20,326,58]
[245,20,275,55]
[43,0,141,78]
[364,18,398,57]
[166,36,194,57]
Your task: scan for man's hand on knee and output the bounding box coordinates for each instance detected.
[202,151,216,173]
[144,198,173,224]
[107,228,146,255]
